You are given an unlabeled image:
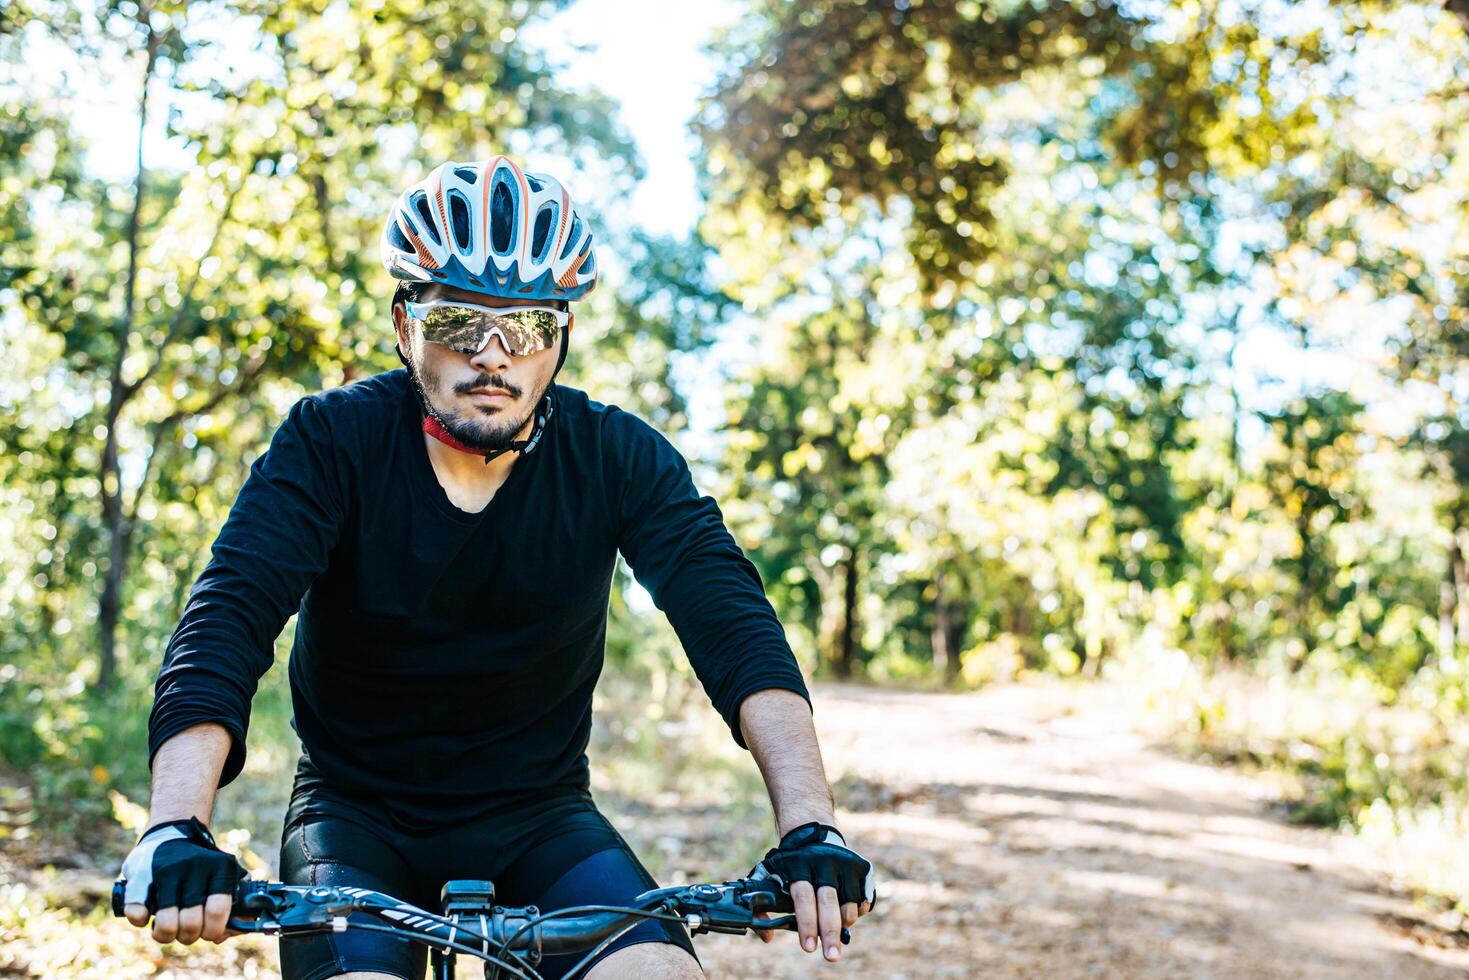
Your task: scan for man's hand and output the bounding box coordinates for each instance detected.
[118,816,246,945]
[748,821,877,962]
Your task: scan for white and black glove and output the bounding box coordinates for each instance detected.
[749,821,877,909]
[117,817,246,915]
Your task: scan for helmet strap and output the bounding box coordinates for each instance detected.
[553,311,573,376]
[399,343,556,465]
[421,393,554,464]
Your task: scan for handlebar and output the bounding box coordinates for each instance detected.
[112,873,844,959]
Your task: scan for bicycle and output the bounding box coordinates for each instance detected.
[112,871,851,979]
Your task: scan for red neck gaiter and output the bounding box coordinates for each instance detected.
[422,414,483,455]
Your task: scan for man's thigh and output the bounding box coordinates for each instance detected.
[585,941,703,980]
[278,815,425,980]
[489,802,701,980]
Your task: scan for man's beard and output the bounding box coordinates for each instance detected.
[407,359,544,453]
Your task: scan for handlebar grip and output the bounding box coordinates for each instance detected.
[112,877,265,919]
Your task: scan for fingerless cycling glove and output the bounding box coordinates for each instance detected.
[749,821,877,908]
[118,816,246,913]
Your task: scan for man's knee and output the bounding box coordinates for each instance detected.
[584,941,703,980]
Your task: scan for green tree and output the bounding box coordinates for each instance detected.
[7,0,635,691]
[699,0,1467,694]
[721,277,904,677]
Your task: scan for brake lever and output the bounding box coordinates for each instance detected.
[739,879,852,944]
[231,883,360,934]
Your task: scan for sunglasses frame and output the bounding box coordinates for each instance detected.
[404,300,571,357]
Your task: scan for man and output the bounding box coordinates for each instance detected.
[115,156,875,979]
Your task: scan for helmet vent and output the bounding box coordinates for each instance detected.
[532,206,554,262]
[491,180,514,253]
[526,174,543,191]
[560,215,583,259]
[448,191,473,251]
[411,193,440,245]
[387,220,410,251]
[453,166,479,183]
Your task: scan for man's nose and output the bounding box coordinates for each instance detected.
[469,333,513,373]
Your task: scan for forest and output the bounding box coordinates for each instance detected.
[2,0,1467,975]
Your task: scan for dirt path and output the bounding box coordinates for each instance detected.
[6,680,1467,978]
[686,681,1469,979]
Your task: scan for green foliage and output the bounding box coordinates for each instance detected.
[596,563,766,807]
[4,0,1469,922]
[0,0,721,840]
[698,0,1469,907]
[697,0,1142,292]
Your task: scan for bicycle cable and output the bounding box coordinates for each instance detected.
[339,920,539,980]
[492,900,691,963]
[338,890,541,976]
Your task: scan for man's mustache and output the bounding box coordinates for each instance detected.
[455,374,523,399]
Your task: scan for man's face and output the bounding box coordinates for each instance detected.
[393,284,564,453]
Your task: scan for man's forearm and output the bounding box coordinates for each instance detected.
[147,722,232,828]
[739,688,835,836]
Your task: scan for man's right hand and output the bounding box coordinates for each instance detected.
[118,816,246,945]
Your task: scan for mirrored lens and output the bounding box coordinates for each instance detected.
[410,304,564,356]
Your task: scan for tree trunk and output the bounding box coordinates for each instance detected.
[98,11,159,690]
[1451,522,1469,650]
[932,570,952,675]
[1217,304,1242,665]
[835,548,860,678]
[1225,307,1243,501]
[1217,598,1237,664]
[1292,497,1314,672]
[931,567,966,685]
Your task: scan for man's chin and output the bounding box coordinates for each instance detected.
[438,407,532,452]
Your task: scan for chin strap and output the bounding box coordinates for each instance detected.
[398,316,569,465]
[422,392,554,464]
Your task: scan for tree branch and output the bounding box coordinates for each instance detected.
[117,5,157,388]
[124,160,254,400]
[123,351,271,529]
[159,352,271,432]
[102,5,159,534]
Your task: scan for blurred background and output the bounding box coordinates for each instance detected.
[2,0,1467,976]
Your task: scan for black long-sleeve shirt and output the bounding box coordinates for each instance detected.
[148,369,809,832]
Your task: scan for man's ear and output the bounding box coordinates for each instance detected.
[567,311,574,337]
[392,301,411,348]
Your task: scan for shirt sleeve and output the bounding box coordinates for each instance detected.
[607,409,811,748]
[148,396,348,787]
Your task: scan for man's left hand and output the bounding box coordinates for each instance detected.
[748,822,876,962]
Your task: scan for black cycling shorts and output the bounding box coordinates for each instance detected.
[277,754,698,980]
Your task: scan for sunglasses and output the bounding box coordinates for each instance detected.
[405,300,570,357]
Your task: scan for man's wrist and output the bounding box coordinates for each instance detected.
[145,809,211,832]
[776,811,837,837]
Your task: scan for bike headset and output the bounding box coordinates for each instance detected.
[381,155,599,464]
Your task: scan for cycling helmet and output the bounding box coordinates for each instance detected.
[380,156,598,301]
